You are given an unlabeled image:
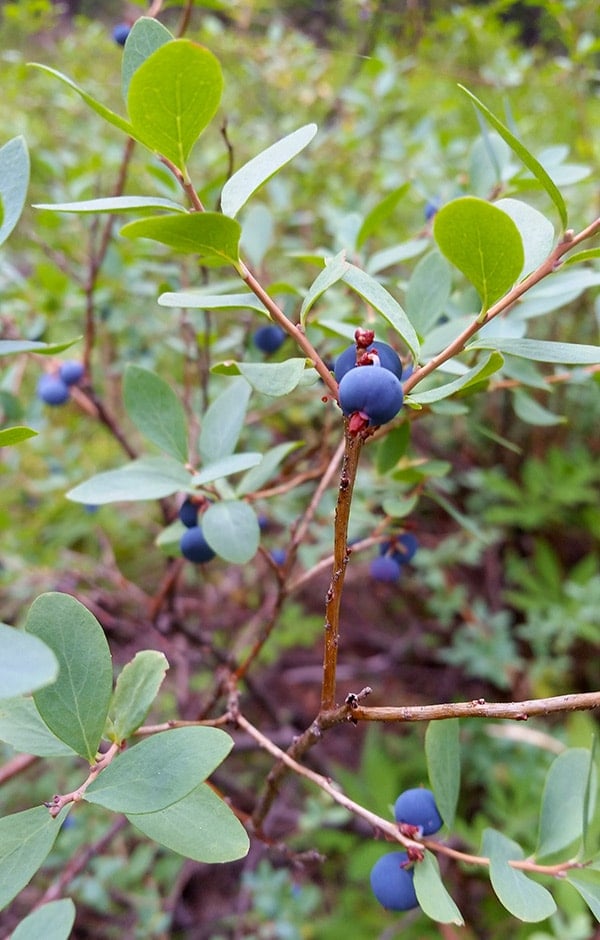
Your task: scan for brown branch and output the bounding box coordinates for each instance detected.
[351,691,600,723]
[43,743,121,818]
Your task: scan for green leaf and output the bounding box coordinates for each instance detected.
[409,352,504,405]
[433,197,524,312]
[366,238,429,275]
[127,40,223,173]
[425,719,460,829]
[202,501,260,564]
[0,806,69,911]
[158,290,268,314]
[459,85,568,229]
[29,64,135,140]
[121,16,173,101]
[376,423,411,475]
[0,338,81,356]
[221,124,317,219]
[123,364,189,462]
[34,196,185,214]
[582,737,598,859]
[0,426,37,446]
[342,263,420,361]
[537,748,595,859]
[300,250,349,325]
[405,251,452,336]
[0,698,76,757]
[413,851,464,925]
[495,198,554,277]
[512,389,565,427]
[121,212,241,266]
[0,624,58,698]
[566,869,600,920]
[236,441,302,496]
[483,829,556,921]
[191,452,262,486]
[468,338,600,364]
[67,456,192,504]
[110,651,169,743]
[127,781,249,862]
[564,248,600,266]
[198,378,251,463]
[214,359,308,397]
[26,593,113,762]
[356,183,411,248]
[85,726,232,813]
[10,899,76,940]
[0,136,29,248]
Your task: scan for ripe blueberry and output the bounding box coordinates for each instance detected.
[59,360,85,386]
[370,852,419,912]
[270,548,287,566]
[338,365,403,427]
[424,198,440,222]
[334,341,403,382]
[380,533,419,566]
[394,787,443,836]
[253,325,286,354]
[112,23,131,46]
[370,555,402,583]
[178,498,199,529]
[180,526,215,564]
[37,374,70,406]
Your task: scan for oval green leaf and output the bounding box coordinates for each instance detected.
[11,898,76,940]
[495,198,554,277]
[110,651,169,743]
[410,352,504,405]
[67,456,192,504]
[0,697,76,757]
[158,290,268,313]
[0,426,37,446]
[198,377,251,463]
[0,136,29,248]
[405,250,452,336]
[121,16,173,101]
[468,338,600,364]
[0,806,70,911]
[191,452,262,487]
[202,501,260,564]
[433,197,524,312]
[33,196,185,214]
[413,850,464,925]
[482,828,556,922]
[121,212,241,266]
[537,748,595,859]
[0,624,58,699]
[342,263,419,361]
[425,719,460,830]
[300,250,349,325]
[124,365,189,462]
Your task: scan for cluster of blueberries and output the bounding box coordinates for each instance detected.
[334,338,405,428]
[37,361,85,406]
[370,532,418,583]
[178,498,215,563]
[370,788,443,912]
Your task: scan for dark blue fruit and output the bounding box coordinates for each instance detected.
[180,526,215,564]
[270,548,287,566]
[253,324,286,354]
[37,374,70,406]
[178,498,199,529]
[424,199,440,222]
[402,362,414,382]
[394,788,443,835]
[112,23,131,46]
[334,342,403,382]
[370,555,402,583]
[338,365,403,426]
[380,533,419,566]
[59,360,85,386]
[370,852,419,911]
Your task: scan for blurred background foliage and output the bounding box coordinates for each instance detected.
[1,0,600,936]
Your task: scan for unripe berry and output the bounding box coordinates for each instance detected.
[253,324,286,354]
[334,341,403,382]
[338,365,403,426]
[180,526,215,564]
[370,852,419,911]
[394,787,443,835]
[37,374,70,406]
[59,360,85,386]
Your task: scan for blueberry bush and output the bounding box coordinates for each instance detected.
[1,1,600,936]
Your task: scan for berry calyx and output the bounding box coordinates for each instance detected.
[370,852,419,912]
[394,787,443,836]
[180,526,215,564]
[37,374,70,406]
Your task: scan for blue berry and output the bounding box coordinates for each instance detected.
[37,374,70,406]
[370,852,419,911]
[380,533,419,566]
[253,325,286,354]
[334,342,403,382]
[394,788,443,835]
[112,23,131,46]
[338,365,403,426]
[178,498,199,529]
[59,360,85,386]
[402,362,414,382]
[180,526,215,564]
[270,548,287,566]
[370,555,402,583]
[424,198,440,222]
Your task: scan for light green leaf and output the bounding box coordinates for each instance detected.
[483,828,556,921]
[11,898,76,940]
[158,289,268,313]
[356,183,411,248]
[198,378,251,463]
[409,352,504,405]
[214,358,308,397]
[202,501,260,564]
[110,651,169,743]
[26,593,113,762]
[300,250,349,325]
[0,806,69,911]
[564,248,600,266]
[566,869,600,920]
[433,197,524,312]
[512,389,565,427]
[239,202,275,267]
[0,697,76,757]
[468,338,600,364]
[127,40,223,172]
[0,136,29,247]
[34,196,185,214]
[376,423,411,475]
[0,426,37,446]
[236,441,302,496]
[0,624,58,699]
[405,251,452,336]
[221,124,317,219]
[495,198,554,277]
[537,748,595,859]
[413,851,464,925]
[366,238,429,275]
[85,726,232,813]
[127,781,249,862]
[124,364,188,462]
[121,212,241,266]
[0,338,81,356]
[425,719,460,830]
[29,64,135,140]
[459,85,568,229]
[342,263,420,360]
[121,16,173,101]
[67,456,192,504]
[191,452,262,486]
